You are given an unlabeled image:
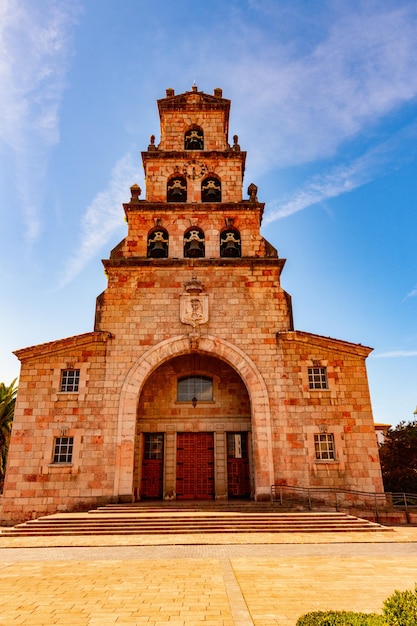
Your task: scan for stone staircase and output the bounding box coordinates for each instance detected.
[1,501,391,537]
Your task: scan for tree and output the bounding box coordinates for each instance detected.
[379,420,417,493]
[0,378,17,482]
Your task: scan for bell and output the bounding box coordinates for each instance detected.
[149,240,167,258]
[222,240,240,257]
[186,240,204,257]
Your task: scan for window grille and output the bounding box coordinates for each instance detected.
[308,366,328,389]
[177,376,213,402]
[60,369,80,392]
[314,433,335,460]
[53,436,74,463]
[144,434,164,460]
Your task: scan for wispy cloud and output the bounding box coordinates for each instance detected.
[0,0,80,240]
[405,286,417,299]
[263,121,417,223]
[224,4,417,176]
[59,153,138,287]
[372,350,417,358]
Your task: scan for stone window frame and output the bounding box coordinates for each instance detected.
[53,362,89,401]
[300,361,332,397]
[45,428,81,473]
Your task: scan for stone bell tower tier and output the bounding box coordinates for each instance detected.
[1,87,383,524]
[144,86,245,204]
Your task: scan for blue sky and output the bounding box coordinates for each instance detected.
[1,0,416,425]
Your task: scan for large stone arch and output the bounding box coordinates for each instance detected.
[113,334,274,500]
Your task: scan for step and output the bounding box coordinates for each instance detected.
[1,509,390,537]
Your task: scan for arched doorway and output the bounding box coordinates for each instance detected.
[114,334,273,502]
[133,353,251,500]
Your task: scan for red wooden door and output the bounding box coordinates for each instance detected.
[141,434,164,499]
[227,433,250,497]
[176,433,214,499]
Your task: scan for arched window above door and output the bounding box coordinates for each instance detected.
[177,376,213,402]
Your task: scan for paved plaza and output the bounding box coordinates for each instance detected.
[0,528,417,625]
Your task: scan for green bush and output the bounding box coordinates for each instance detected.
[383,585,417,626]
[296,611,386,625]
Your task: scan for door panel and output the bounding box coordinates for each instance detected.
[141,433,164,499]
[176,432,214,499]
[227,433,250,497]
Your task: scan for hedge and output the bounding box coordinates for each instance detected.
[383,585,417,626]
[296,611,385,625]
[297,585,417,625]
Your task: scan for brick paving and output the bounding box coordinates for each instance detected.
[0,528,417,625]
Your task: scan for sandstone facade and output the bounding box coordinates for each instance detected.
[1,87,384,523]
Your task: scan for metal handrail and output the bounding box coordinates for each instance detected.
[271,485,417,523]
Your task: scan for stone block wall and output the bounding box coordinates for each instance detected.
[112,204,268,259]
[273,331,384,492]
[1,333,117,523]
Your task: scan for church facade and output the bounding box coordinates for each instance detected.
[1,87,384,523]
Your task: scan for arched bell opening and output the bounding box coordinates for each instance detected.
[167,175,187,202]
[201,176,221,202]
[147,227,169,258]
[184,125,204,150]
[184,227,205,258]
[220,228,241,258]
[133,353,252,501]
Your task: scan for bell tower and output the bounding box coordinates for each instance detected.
[99,84,287,273]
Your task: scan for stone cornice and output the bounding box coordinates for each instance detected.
[123,200,265,217]
[102,257,286,270]
[13,331,112,361]
[276,330,373,358]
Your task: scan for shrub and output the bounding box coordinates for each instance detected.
[296,611,386,625]
[383,585,417,625]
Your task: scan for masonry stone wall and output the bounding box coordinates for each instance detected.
[1,333,117,523]
[273,331,383,491]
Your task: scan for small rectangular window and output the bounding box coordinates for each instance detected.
[314,433,335,460]
[60,369,80,392]
[308,367,328,390]
[53,436,74,463]
[227,433,248,459]
[144,433,164,460]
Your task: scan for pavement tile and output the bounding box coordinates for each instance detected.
[0,527,416,625]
